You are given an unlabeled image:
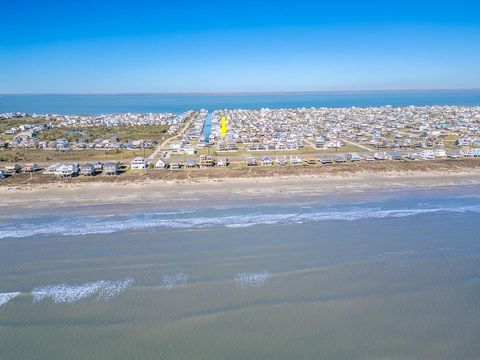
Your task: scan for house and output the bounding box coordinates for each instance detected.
[261,155,273,165]
[55,164,78,178]
[276,155,287,166]
[319,155,333,164]
[154,159,166,169]
[304,157,317,165]
[200,155,215,167]
[334,154,348,163]
[185,159,198,168]
[130,157,147,170]
[315,137,325,148]
[460,147,474,157]
[170,162,181,170]
[434,149,447,158]
[348,153,361,161]
[45,163,61,174]
[80,163,95,176]
[447,151,460,159]
[387,151,402,160]
[94,162,104,172]
[5,164,21,174]
[0,169,5,179]
[56,139,69,150]
[23,163,38,172]
[217,158,229,167]
[290,155,302,165]
[169,141,182,151]
[245,157,257,166]
[103,162,119,175]
[184,147,196,155]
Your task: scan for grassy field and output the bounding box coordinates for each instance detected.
[38,125,169,142]
[0,149,153,163]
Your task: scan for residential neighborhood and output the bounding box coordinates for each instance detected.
[1,105,480,181]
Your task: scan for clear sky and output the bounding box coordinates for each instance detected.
[1,0,479,93]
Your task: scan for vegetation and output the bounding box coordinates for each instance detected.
[0,148,153,162]
[38,125,169,142]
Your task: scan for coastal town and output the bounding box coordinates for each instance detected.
[1,105,480,182]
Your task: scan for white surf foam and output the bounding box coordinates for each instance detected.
[235,271,271,288]
[0,292,21,306]
[2,204,480,239]
[162,273,189,289]
[32,278,134,304]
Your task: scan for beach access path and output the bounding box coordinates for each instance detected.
[148,113,198,160]
[340,138,374,151]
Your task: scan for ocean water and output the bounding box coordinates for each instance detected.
[1,186,480,359]
[1,90,479,114]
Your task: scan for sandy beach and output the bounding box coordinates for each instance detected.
[2,163,480,211]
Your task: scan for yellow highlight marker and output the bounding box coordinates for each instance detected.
[220,115,227,138]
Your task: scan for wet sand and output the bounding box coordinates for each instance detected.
[2,168,480,211]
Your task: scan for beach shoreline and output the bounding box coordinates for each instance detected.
[2,161,480,212]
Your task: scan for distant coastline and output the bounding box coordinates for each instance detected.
[1,89,479,115]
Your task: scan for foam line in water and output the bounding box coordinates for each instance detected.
[1,204,480,239]
[32,278,134,304]
[0,292,21,306]
[162,273,189,289]
[235,272,271,288]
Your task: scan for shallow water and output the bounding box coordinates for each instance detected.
[1,187,479,359]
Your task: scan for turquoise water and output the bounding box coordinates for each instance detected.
[1,187,480,359]
[1,90,479,114]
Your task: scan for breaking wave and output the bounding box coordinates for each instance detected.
[0,292,21,307]
[235,272,271,288]
[162,273,189,289]
[31,278,134,304]
[1,203,479,239]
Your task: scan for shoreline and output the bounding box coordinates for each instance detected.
[2,164,480,212]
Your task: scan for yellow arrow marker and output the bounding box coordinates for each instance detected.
[220,115,227,138]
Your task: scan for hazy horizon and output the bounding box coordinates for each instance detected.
[1,1,479,93]
[1,88,479,96]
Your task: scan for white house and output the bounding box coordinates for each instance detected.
[154,159,166,169]
[130,157,147,170]
[55,163,79,177]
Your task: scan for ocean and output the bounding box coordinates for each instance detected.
[1,90,480,114]
[1,186,480,359]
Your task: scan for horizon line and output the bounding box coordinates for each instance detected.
[1,88,479,96]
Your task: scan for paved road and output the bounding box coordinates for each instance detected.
[147,113,198,160]
[340,138,374,151]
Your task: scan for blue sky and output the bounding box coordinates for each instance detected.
[1,0,479,93]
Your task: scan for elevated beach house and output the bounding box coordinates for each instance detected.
[261,155,273,165]
[245,156,257,166]
[290,155,302,165]
[23,163,39,172]
[130,157,148,170]
[170,162,181,170]
[45,163,61,175]
[80,163,95,176]
[55,163,79,178]
[185,159,198,168]
[103,162,119,175]
[154,159,166,169]
[5,164,21,174]
[217,158,229,167]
